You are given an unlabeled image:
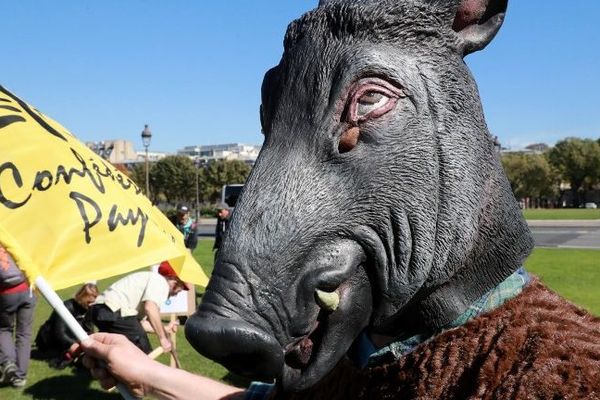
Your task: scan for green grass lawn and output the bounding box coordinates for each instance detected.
[523,208,600,220]
[3,242,599,398]
[524,248,600,315]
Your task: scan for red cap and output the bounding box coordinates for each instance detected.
[158,261,192,291]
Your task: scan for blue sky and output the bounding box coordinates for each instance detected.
[2,1,599,153]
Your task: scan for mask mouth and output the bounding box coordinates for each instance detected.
[283,284,345,369]
[279,262,372,391]
[284,312,327,369]
[188,240,372,391]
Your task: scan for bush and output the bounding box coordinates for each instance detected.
[200,204,218,217]
[160,204,219,219]
[164,207,178,222]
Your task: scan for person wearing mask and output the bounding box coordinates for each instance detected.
[88,262,192,354]
[35,283,99,369]
[0,245,36,388]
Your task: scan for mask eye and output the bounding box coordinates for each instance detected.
[346,79,404,124]
[356,92,390,119]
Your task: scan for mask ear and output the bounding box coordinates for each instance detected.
[317,0,507,55]
[452,0,508,55]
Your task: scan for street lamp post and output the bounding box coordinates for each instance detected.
[141,124,152,198]
[195,157,201,220]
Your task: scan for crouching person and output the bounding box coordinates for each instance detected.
[88,262,192,354]
[35,283,98,369]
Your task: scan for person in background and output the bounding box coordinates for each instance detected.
[213,203,231,262]
[88,262,191,354]
[35,282,99,369]
[0,245,36,388]
[170,204,199,252]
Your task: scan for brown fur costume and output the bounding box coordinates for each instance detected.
[278,279,600,400]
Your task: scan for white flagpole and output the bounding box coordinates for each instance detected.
[35,275,140,400]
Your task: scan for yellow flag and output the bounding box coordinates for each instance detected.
[0,85,208,290]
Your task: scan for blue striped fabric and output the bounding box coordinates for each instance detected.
[245,381,275,400]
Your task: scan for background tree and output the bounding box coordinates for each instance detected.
[201,160,252,202]
[501,152,557,207]
[547,138,600,207]
[150,155,197,204]
[128,163,147,193]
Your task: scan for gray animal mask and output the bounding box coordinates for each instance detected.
[186,0,533,392]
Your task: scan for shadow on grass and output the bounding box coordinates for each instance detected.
[24,369,120,400]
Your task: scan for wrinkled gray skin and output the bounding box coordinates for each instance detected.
[186,0,533,392]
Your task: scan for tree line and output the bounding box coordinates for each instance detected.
[501,137,600,208]
[121,137,599,212]
[127,157,252,210]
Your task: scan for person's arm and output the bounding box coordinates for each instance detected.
[80,332,245,400]
[53,300,78,350]
[140,318,154,333]
[81,307,95,334]
[143,300,172,352]
[186,223,199,251]
[213,220,222,249]
[140,318,177,334]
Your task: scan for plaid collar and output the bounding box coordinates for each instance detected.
[358,267,530,368]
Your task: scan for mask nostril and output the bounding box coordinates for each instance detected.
[338,126,360,153]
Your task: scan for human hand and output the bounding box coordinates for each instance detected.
[68,342,79,356]
[79,333,244,400]
[159,336,173,353]
[80,332,157,397]
[165,320,179,334]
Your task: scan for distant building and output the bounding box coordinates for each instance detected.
[86,140,260,165]
[86,139,169,164]
[138,150,169,163]
[500,142,550,155]
[524,143,549,153]
[177,143,261,165]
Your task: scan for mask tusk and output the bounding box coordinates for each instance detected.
[315,289,340,312]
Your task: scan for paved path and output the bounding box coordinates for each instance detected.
[196,219,600,249]
[528,220,600,250]
[197,220,216,238]
[527,220,600,228]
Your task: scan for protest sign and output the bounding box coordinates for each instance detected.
[0,85,208,289]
